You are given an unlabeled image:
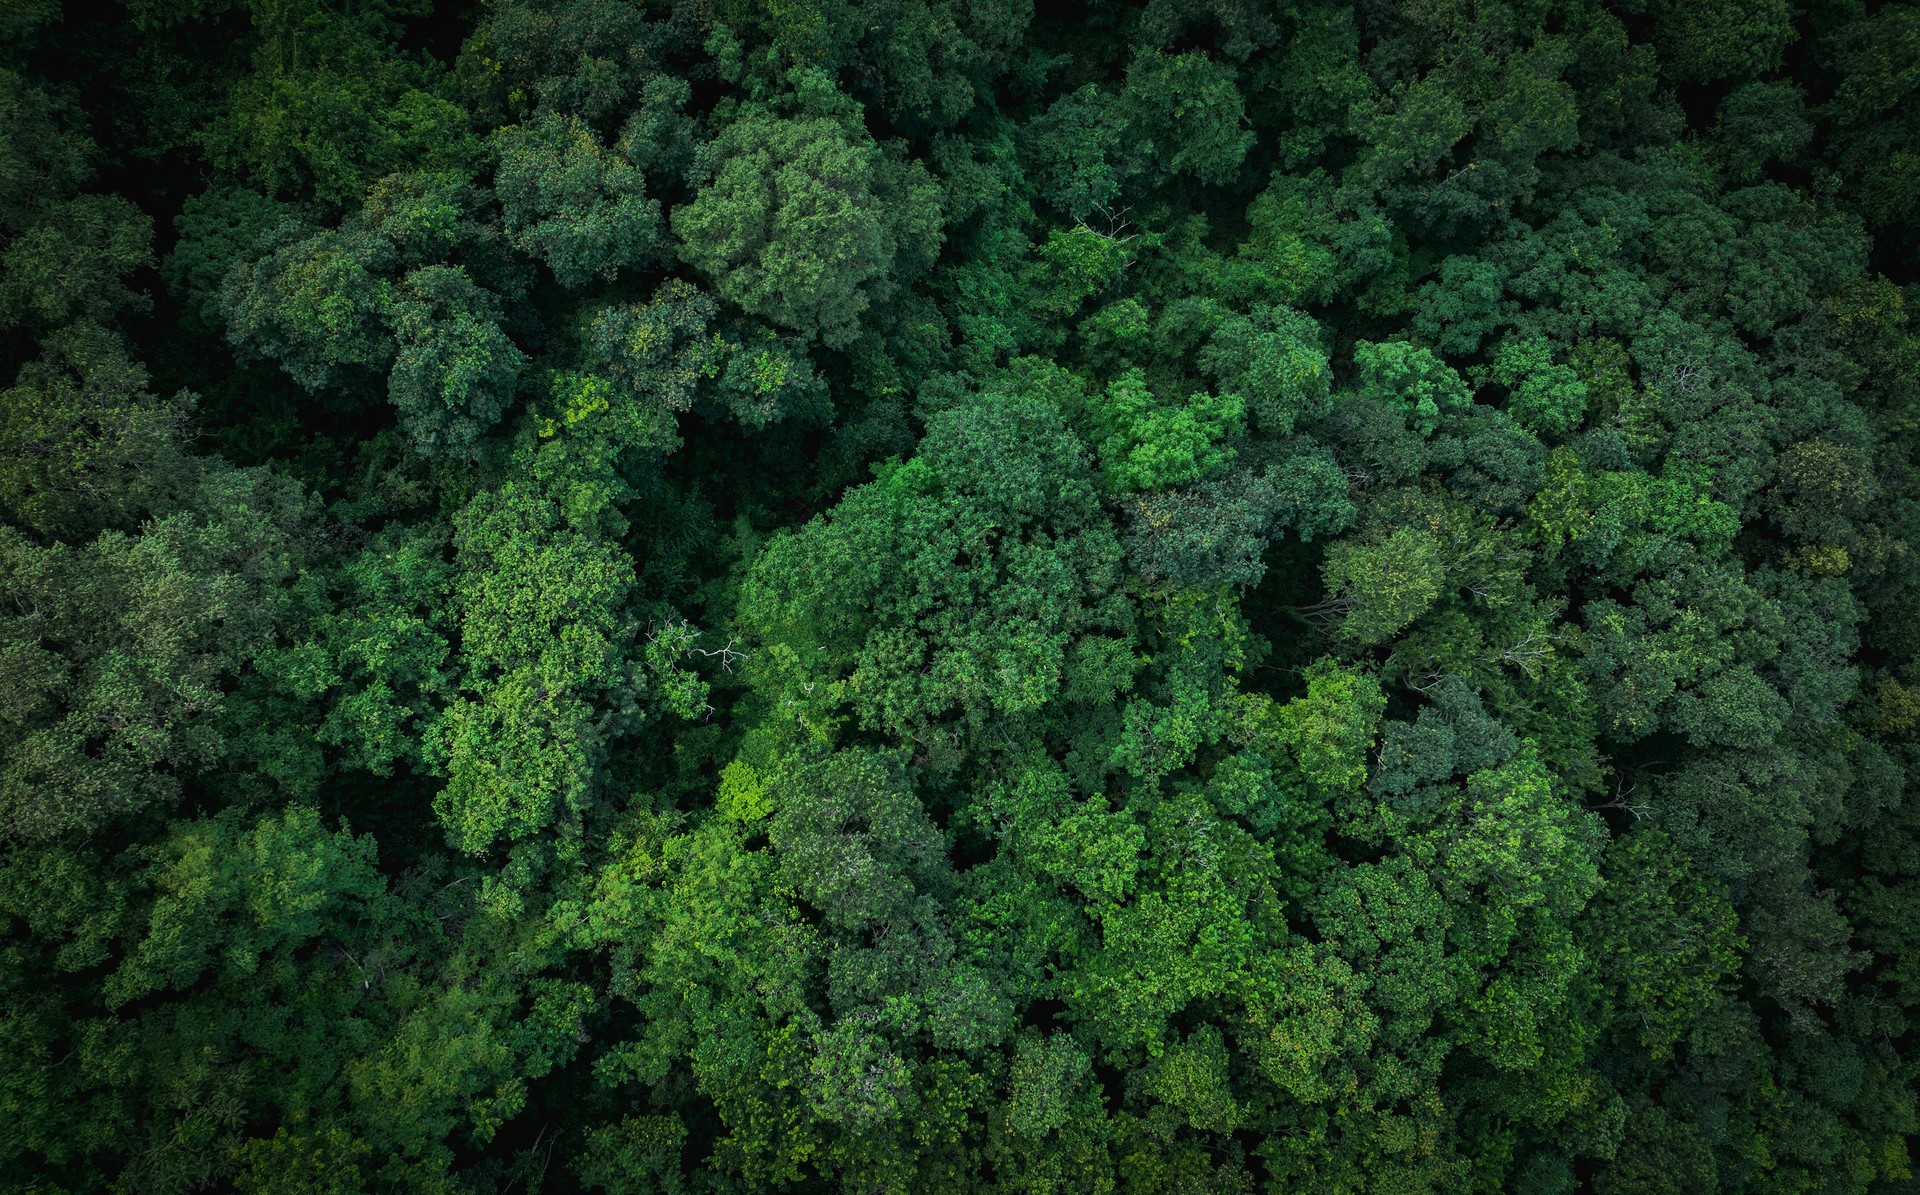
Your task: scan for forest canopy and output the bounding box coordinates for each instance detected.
[3,0,1920,1190]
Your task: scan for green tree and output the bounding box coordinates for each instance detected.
[1586,828,1743,1058]
[1651,0,1796,82]
[1122,51,1253,186]
[1319,525,1446,646]
[1199,304,1332,435]
[429,475,643,854]
[385,265,526,457]
[1351,340,1472,437]
[740,361,1127,763]
[0,324,193,539]
[494,113,663,289]
[0,467,309,840]
[0,195,153,327]
[164,187,297,333]
[673,104,942,347]
[1083,368,1243,492]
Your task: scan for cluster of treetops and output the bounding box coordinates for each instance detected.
[4,0,1920,1189]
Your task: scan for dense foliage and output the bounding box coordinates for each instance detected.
[3,0,1920,1189]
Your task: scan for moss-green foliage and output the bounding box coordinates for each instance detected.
[5,0,1920,1189]
[672,100,943,349]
